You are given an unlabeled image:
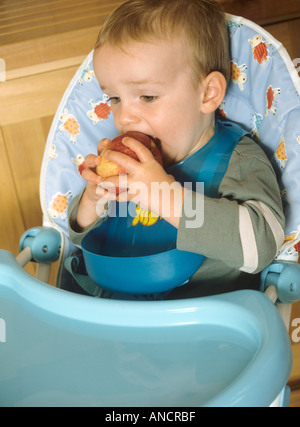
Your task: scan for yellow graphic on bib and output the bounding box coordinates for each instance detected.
[132,206,160,227]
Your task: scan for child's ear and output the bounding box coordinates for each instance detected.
[199,72,227,114]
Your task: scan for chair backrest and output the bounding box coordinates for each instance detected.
[223,14,300,262]
[40,14,300,263]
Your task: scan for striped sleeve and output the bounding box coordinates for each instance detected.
[177,136,285,274]
[238,201,284,273]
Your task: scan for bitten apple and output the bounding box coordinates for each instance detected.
[96,131,163,179]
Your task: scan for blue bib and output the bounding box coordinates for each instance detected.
[90,120,248,261]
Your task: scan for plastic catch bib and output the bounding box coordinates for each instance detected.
[81,119,247,295]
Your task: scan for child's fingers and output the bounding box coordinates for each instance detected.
[85,153,101,169]
[81,167,102,185]
[97,138,111,154]
[122,137,154,163]
[104,149,139,174]
[99,174,129,192]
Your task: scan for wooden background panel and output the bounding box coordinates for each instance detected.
[0,0,123,45]
[0,126,36,276]
[1,27,98,74]
[0,67,77,125]
[1,117,53,229]
[290,389,300,408]
[220,0,300,25]
[0,127,25,252]
[265,19,300,61]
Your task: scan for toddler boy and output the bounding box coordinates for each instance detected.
[68,0,285,298]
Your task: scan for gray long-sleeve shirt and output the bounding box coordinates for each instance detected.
[68,136,285,298]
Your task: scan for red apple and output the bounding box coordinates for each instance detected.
[96,131,163,180]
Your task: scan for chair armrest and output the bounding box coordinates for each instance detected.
[261,262,300,304]
[19,227,61,264]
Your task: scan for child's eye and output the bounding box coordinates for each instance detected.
[108,97,121,104]
[140,95,158,103]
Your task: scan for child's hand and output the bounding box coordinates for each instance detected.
[81,138,113,202]
[76,138,115,230]
[100,136,185,227]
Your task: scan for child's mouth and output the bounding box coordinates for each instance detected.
[148,135,162,152]
[148,135,161,145]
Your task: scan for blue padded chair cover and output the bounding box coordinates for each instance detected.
[40,14,300,270]
[223,15,300,262]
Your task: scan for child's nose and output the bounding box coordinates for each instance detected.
[117,104,140,129]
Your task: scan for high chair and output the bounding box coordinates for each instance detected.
[0,14,300,407]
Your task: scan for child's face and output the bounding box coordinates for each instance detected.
[93,39,211,165]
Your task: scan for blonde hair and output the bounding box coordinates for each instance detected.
[95,0,230,84]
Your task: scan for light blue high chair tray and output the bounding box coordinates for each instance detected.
[0,252,293,407]
[1,14,300,407]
